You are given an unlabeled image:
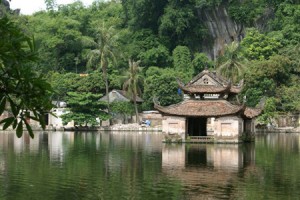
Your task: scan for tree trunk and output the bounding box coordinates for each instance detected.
[133,95,139,124]
[102,61,111,126]
[105,75,112,125]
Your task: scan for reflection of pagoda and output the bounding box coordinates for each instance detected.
[161,143,256,199]
[154,69,261,143]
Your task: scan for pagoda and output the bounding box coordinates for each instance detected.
[154,69,261,143]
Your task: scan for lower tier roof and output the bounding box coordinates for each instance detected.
[155,100,261,118]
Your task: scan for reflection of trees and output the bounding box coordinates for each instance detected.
[238,134,300,199]
[0,132,185,199]
[2,132,300,199]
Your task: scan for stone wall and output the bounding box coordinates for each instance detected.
[214,116,243,142]
[140,112,162,127]
[162,116,186,140]
[275,114,299,128]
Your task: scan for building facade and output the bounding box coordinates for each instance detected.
[155,69,261,143]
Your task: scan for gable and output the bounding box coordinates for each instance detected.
[109,91,130,102]
[192,74,221,86]
[100,90,143,103]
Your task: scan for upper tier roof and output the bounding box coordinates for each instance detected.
[178,69,243,94]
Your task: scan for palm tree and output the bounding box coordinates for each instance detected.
[123,59,143,124]
[217,41,247,83]
[87,23,119,124]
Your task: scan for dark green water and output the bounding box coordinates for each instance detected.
[1,132,300,200]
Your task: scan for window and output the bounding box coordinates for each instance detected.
[203,78,209,84]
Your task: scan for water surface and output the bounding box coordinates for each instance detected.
[0,132,300,199]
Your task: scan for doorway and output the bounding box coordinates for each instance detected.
[187,117,207,136]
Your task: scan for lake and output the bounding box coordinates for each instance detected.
[1,131,300,199]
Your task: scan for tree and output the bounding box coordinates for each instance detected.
[120,29,171,68]
[87,22,119,124]
[243,55,292,107]
[277,85,300,112]
[48,71,106,101]
[257,97,278,125]
[123,59,143,124]
[28,12,88,73]
[217,41,247,83]
[44,0,57,12]
[172,45,193,79]
[110,101,135,124]
[143,67,183,110]
[61,92,108,126]
[271,3,300,46]
[0,16,53,138]
[121,0,168,32]
[228,0,266,26]
[192,53,214,75]
[158,1,207,49]
[240,28,281,61]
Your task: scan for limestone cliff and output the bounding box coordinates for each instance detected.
[197,3,244,60]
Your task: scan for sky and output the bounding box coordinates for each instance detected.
[10,0,96,15]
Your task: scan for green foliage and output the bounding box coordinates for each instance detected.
[257,97,278,125]
[280,44,300,74]
[217,41,247,83]
[44,0,57,11]
[228,0,266,25]
[243,79,273,107]
[121,0,168,32]
[192,53,214,75]
[277,85,300,112]
[121,29,171,68]
[76,72,105,93]
[159,3,194,36]
[61,92,108,126]
[271,3,300,46]
[139,44,171,68]
[28,11,88,72]
[111,101,134,116]
[8,0,300,120]
[159,1,207,48]
[143,67,183,110]
[194,0,222,9]
[48,71,105,101]
[123,59,144,123]
[0,16,53,137]
[87,22,120,123]
[89,1,124,27]
[243,55,292,107]
[111,101,135,123]
[172,45,193,79]
[241,29,282,60]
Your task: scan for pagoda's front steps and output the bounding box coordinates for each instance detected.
[163,133,254,143]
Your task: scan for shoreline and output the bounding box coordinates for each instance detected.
[1,124,300,134]
[0,124,163,132]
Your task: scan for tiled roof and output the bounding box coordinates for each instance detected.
[115,90,143,103]
[154,99,244,117]
[177,70,243,94]
[188,69,226,86]
[178,82,231,94]
[100,89,143,103]
[243,107,262,118]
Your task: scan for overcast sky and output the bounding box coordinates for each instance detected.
[10,0,96,15]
